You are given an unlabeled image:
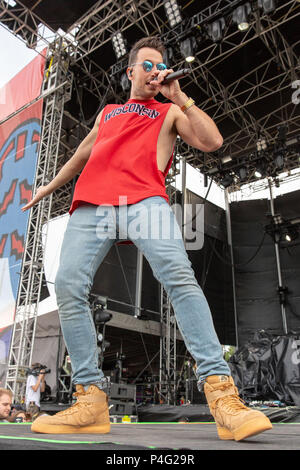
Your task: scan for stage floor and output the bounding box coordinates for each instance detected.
[0,422,299,450]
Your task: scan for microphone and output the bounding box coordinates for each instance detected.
[161,69,191,84]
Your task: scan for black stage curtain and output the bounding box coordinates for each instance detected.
[92,243,138,316]
[186,191,235,346]
[230,190,300,346]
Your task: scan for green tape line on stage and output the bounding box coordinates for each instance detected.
[0,435,109,445]
[0,435,164,450]
[122,422,215,424]
[0,434,162,449]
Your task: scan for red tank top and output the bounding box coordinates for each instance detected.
[69,98,174,215]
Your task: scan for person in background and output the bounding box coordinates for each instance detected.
[0,387,13,422]
[9,404,25,422]
[8,410,28,423]
[25,363,46,411]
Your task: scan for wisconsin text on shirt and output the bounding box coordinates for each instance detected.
[104,103,160,122]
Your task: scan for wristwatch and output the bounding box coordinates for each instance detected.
[181,97,195,113]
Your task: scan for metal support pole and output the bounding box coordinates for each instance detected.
[224,189,239,348]
[134,250,143,318]
[159,155,180,405]
[268,180,288,334]
[181,156,187,245]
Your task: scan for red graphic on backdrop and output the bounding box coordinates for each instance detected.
[32,130,40,145]
[0,178,17,217]
[0,233,8,257]
[19,179,32,205]
[15,131,27,160]
[10,230,24,260]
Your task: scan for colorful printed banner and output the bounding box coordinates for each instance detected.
[0,51,46,384]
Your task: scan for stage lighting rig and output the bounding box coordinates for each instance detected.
[238,166,248,182]
[265,214,300,246]
[164,0,182,28]
[163,46,175,68]
[256,138,267,152]
[220,173,234,188]
[97,333,110,352]
[221,155,233,164]
[90,294,112,324]
[207,18,226,43]
[120,73,130,92]
[276,125,288,144]
[283,228,299,243]
[274,152,285,171]
[112,32,127,59]
[180,37,196,63]
[232,3,252,31]
[254,160,268,179]
[258,0,277,14]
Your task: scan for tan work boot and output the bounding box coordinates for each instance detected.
[204,375,272,441]
[31,385,111,434]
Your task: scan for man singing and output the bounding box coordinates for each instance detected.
[23,37,271,441]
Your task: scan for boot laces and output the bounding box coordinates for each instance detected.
[56,390,89,416]
[212,383,248,414]
[217,394,248,415]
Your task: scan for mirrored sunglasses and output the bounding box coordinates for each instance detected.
[132,60,167,72]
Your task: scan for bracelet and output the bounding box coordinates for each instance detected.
[181,97,195,113]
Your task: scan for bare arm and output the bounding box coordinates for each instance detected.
[171,95,223,152]
[22,111,103,212]
[31,373,45,393]
[150,70,223,152]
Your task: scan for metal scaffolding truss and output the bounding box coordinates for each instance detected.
[69,0,168,63]
[64,0,300,196]
[159,156,181,405]
[159,290,177,404]
[0,0,45,48]
[5,39,73,401]
[2,1,299,160]
[108,1,300,169]
[182,41,300,174]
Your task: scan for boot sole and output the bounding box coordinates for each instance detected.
[217,417,272,441]
[31,422,111,434]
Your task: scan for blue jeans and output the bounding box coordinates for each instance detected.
[55,196,230,389]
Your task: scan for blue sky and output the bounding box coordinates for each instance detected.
[0,26,38,88]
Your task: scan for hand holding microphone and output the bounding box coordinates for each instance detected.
[152,69,191,85]
[150,68,192,104]
[161,69,191,84]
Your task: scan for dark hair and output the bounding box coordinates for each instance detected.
[128,36,165,65]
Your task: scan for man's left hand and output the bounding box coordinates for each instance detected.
[149,69,182,102]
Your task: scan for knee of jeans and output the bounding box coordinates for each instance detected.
[55,267,88,303]
[154,259,195,293]
[163,258,197,285]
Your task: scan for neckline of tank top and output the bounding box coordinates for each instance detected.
[126,98,159,104]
